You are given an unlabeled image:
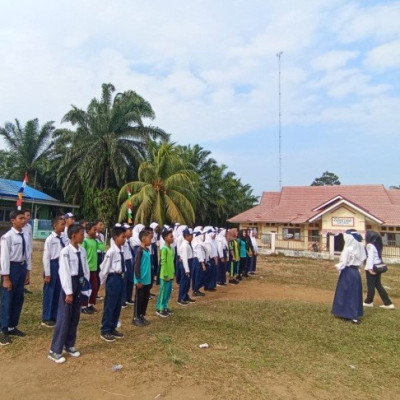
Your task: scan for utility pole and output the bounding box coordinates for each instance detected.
[276,51,283,190]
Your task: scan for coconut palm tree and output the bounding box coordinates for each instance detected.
[55,83,169,201]
[0,118,55,188]
[118,143,196,226]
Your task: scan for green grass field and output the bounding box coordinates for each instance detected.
[1,250,399,399]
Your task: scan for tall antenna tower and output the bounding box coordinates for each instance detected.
[276,51,283,190]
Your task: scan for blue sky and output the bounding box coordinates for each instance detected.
[1,0,399,196]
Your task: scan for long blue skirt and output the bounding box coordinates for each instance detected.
[332,266,363,320]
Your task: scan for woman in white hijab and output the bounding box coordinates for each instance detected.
[332,229,366,324]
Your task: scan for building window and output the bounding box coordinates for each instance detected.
[381,233,400,246]
[283,228,301,240]
[310,230,319,241]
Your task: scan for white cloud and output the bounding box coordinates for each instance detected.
[364,41,400,71]
[311,50,358,71]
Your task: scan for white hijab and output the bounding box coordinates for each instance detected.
[335,233,366,271]
[131,224,145,246]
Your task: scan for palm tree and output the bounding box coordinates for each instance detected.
[118,143,196,226]
[0,119,55,188]
[55,83,169,201]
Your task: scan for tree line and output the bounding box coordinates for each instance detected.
[0,83,257,227]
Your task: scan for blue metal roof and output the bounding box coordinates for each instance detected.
[0,178,59,202]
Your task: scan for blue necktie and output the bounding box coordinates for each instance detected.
[76,251,84,278]
[18,233,26,257]
[120,252,126,274]
[57,235,65,248]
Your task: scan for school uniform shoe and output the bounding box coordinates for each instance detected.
[81,307,94,315]
[380,304,395,309]
[140,316,151,325]
[193,291,205,297]
[156,310,169,318]
[229,279,239,285]
[41,320,56,328]
[8,328,26,337]
[363,302,374,307]
[126,300,135,306]
[0,331,11,346]
[186,297,196,303]
[121,303,127,309]
[111,329,124,339]
[177,300,189,306]
[133,318,145,327]
[87,305,98,313]
[64,346,81,357]
[100,333,116,342]
[217,282,227,286]
[48,351,66,364]
[236,275,243,281]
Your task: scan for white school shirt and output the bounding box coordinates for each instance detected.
[365,244,381,271]
[42,232,65,276]
[0,228,31,274]
[123,240,133,261]
[193,242,207,263]
[99,243,125,285]
[176,235,184,257]
[250,236,258,254]
[179,240,193,273]
[61,227,70,246]
[59,244,90,295]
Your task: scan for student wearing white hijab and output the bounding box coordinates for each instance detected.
[204,227,218,292]
[191,227,207,296]
[332,229,366,324]
[130,224,145,249]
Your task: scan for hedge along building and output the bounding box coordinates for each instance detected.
[0,177,78,238]
[228,185,400,257]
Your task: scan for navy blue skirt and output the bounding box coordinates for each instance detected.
[332,266,363,320]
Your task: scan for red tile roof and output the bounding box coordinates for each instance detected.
[228,185,400,226]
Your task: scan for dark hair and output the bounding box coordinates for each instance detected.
[94,219,104,225]
[23,209,31,214]
[112,226,126,239]
[162,229,173,240]
[139,229,152,241]
[52,216,65,228]
[68,224,84,239]
[86,222,97,233]
[366,231,383,258]
[10,210,25,220]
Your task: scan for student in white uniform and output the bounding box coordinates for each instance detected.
[0,210,30,346]
[22,209,33,294]
[99,225,127,342]
[47,224,90,363]
[42,216,66,327]
[61,212,75,246]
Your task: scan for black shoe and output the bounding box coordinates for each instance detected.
[100,333,116,342]
[8,328,26,337]
[0,331,11,346]
[156,310,169,318]
[133,318,145,327]
[243,273,249,278]
[236,275,243,281]
[193,291,205,297]
[87,305,98,313]
[140,316,151,325]
[177,300,189,306]
[41,320,56,328]
[125,300,135,306]
[111,329,124,339]
[186,297,196,303]
[165,308,174,315]
[81,307,94,315]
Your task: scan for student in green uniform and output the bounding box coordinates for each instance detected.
[81,222,105,314]
[156,229,175,317]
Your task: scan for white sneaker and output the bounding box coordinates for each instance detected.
[65,346,81,357]
[379,304,395,309]
[363,302,373,307]
[48,351,66,364]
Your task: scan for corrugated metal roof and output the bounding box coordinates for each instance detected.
[0,178,58,202]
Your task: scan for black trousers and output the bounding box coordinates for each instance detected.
[364,271,392,305]
[134,284,151,319]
